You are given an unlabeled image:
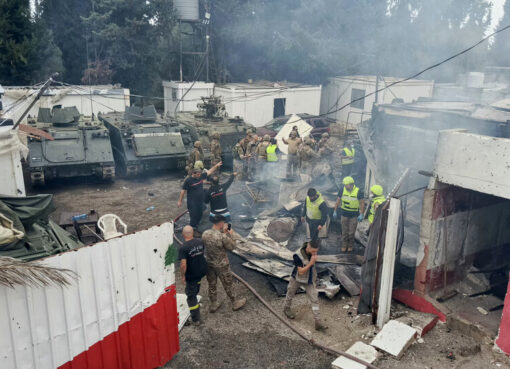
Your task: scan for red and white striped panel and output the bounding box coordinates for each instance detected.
[0,222,179,369]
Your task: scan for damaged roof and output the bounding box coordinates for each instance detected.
[375,100,510,123]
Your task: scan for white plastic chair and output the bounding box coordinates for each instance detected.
[97,214,127,240]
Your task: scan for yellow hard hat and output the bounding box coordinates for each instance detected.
[194,160,204,169]
[370,184,383,196]
[343,176,354,185]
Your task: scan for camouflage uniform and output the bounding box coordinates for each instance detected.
[202,228,237,304]
[186,142,204,175]
[318,137,333,158]
[255,135,270,179]
[283,134,302,178]
[234,138,249,180]
[299,139,319,176]
[245,137,259,181]
[210,132,222,167]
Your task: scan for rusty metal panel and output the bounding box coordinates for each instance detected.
[0,222,177,369]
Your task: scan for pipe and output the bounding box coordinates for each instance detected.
[172,209,379,368]
[231,271,380,369]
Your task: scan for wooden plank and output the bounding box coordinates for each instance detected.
[376,198,401,329]
[334,265,361,296]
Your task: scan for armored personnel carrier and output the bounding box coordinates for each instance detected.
[27,105,115,186]
[174,96,253,169]
[99,105,193,176]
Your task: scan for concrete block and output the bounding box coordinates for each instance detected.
[371,320,417,359]
[396,310,438,337]
[331,341,379,369]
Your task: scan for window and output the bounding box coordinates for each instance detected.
[350,88,365,110]
[172,88,177,101]
[273,98,286,118]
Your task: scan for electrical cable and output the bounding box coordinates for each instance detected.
[174,52,208,114]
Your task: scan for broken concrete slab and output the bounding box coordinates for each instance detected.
[331,341,379,369]
[177,293,202,331]
[395,310,438,337]
[370,320,417,359]
[333,265,361,296]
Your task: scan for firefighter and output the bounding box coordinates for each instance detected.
[368,185,385,224]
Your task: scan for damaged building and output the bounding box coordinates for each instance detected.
[359,100,510,354]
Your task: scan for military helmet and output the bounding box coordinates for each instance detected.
[194,141,202,148]
[263,134,270,141]
[194,160,204,170]
[246,128,254,135]
[343,176,355,185]
[305,137,313,145]
[370,184,383,196]
[211,131,220,139]
[321,132,329,138]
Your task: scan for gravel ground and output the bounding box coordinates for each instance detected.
[31,172,510,369]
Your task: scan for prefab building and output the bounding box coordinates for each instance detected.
[320,76,434,126]
[214,81,321,127]
[162,81,214,117]
[2,85,130,123]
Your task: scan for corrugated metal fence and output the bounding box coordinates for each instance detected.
[0,222,178,369]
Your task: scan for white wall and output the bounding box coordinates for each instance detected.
[2,86,130,123]
[320,76,434,125]
[434,129,510,200]
[216,86,321,127]
[0,126,27,197]
[163,81,214,117]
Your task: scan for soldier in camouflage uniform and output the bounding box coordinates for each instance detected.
[210,131,222,167]
[299,137,320,176]
[318,132,333,158]
[234,137,249,180]
[255,134,271,179]
[202,215,247,312]
[245,134,259,181]
[186,141,204,175]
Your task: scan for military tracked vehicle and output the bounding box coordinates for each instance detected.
[173,96,253,169]
[27,105,115,186]
[99,105,193,176]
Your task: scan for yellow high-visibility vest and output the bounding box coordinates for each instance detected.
[306,193,324,220]
[342,147,355,165]
[340,186,360,212]
[368,196,385,223]
[266,144,278,162]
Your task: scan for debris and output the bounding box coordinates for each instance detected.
[121,186,128,190]
[344,305,351,309]
[266,218,298,242]
[148,192,154,196]
[446,351,456,361]
[395,310,438,337]
[370,320,417,359]
[331,341,379,369]
[316,278,341,299]
[417,338,424,344]
[477,307,489,315]
[146,206,155,211]
[333,264,361,296]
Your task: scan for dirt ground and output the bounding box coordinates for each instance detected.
[32,173,510,369]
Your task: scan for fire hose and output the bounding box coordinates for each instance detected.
[172,210,379,369]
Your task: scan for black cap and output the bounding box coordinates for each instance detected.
[307,188,317,197]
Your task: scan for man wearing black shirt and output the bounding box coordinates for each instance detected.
[205,172,236,222]
[178,161,222,230]
[179,225,208,325]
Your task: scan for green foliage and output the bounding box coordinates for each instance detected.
[165,243,177,267]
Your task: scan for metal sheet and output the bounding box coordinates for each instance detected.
[0,222,176,369]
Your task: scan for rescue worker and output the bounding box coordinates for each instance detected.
[186,141,204,175]
[299,137,320,177]
[178,161,222,232]
[283,239,328,331]
[301,188,328,242]
[255,134,271,178]
[234,137,250,180]
[179,225,208,326]
[205,172,236,222]
[332,176,365,252]
[340,141,355,176]
[368,185,385,225]
[266,138,279,163]
[202,215,247,312]
[282,130,302,178]
[210,131,222,167]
